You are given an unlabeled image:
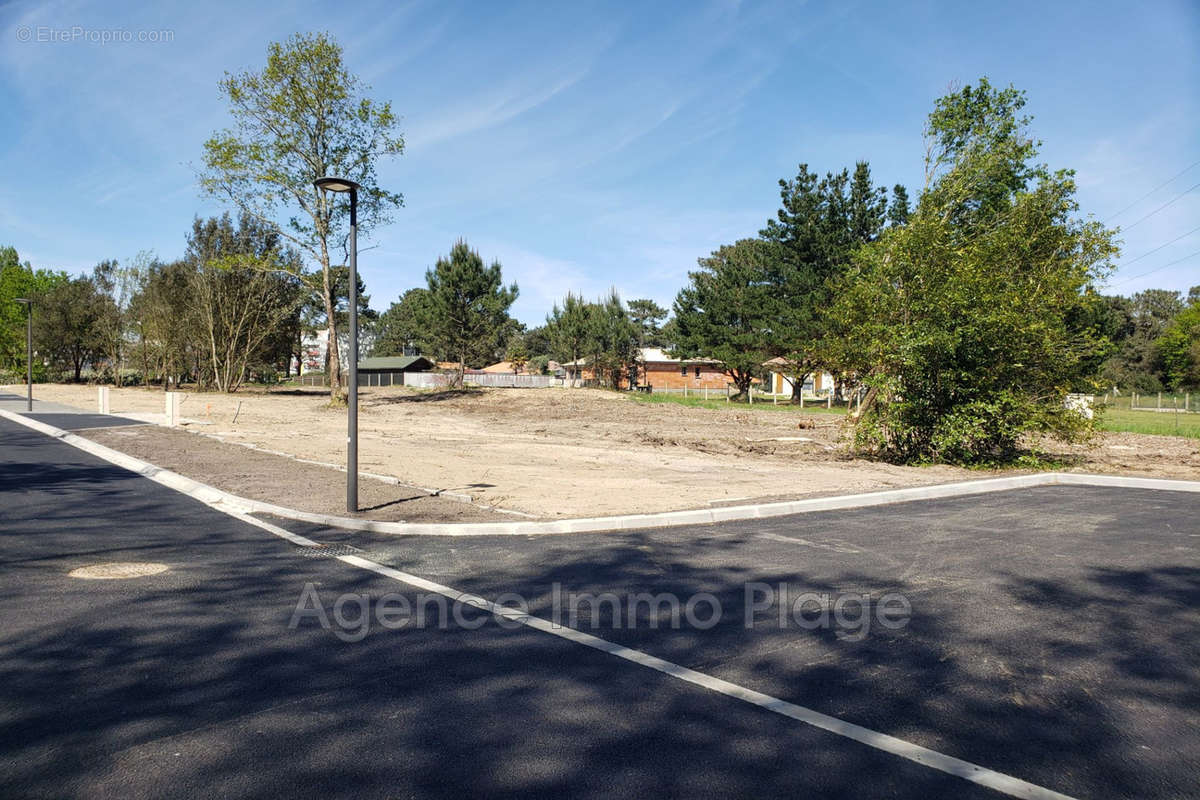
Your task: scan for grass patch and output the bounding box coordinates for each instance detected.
[629,391,847,414]
[634,393,1200,437]
[1096,408,1200,438]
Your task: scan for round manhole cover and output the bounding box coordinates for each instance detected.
[68,562,170,580]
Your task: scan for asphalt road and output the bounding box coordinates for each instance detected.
[0,391,145,430]
[2,413,1197,798]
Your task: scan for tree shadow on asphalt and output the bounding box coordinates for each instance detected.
[0,484,1196,799]
[0,456,142,497]
[0,544,980,799]
[355,525,1199,800]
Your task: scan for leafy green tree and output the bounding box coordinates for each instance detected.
[1101,289,1185,391]
[672,239,778,399]
[1130,289,1185,335]
[0,246,67,372]
[34,275,116,382]
[1065,292,1127,389]
[200,32,404,403]
[922,77,1039,219]
[90,258,139,383]
[184,214,305,392]
[627,298,668,347]
[420,240,518,386]
[374,287,434,357]
[128,258,198,387]
[1158,304,1200,389]
[829,79,1118,464]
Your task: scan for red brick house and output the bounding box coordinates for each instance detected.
[562,348,732,390]
[634,348,729,390]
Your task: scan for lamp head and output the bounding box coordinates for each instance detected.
[314,176,360,193]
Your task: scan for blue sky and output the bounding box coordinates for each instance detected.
[1,0,1197,324]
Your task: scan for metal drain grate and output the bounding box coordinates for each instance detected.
[298,543,365,558]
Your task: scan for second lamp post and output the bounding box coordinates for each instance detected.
[314,176,361,513]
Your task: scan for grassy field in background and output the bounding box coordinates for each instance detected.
[1097,408,1200,438]
[633,392,1200,437]
[630,392,846,414]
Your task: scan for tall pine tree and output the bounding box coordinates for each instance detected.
[420,240,518,387]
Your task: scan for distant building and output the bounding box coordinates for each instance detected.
[562,347,729,390]
[356,356,437,387]
[481,360,525,374]
[294,327,378,376]
[635,347,728,390]
[761,357,834,396]
[296,329,327,375]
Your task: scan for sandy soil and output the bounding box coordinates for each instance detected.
[10,383,1200,519]
[81,425,508,523]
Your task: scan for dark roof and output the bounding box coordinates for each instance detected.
[357,356,435,371]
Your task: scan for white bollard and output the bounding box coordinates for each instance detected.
[165,391,180,427]
[98,386,110,415]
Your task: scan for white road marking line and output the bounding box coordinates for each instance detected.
[233,512,1078,800]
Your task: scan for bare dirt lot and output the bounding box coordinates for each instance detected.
[11,383,1200,520]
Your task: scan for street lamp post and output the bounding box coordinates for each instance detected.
[314,176,362,513]
[15,298,31,412]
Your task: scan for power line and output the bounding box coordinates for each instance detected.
[1118,223,1200,268]
[1119,180,1200,231]
[1113,247,1200,286]
[1104,159,1200,222]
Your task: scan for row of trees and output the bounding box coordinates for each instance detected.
[672,160,906,399]
[0,213,373,391]
[1097,288,1200,392]
[372,254,673,390]
[5,28,1197,469]
[667,79,1141,464]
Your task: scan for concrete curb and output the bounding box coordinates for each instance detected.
[5,407,1199,537]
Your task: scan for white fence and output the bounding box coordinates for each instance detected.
[403,372,562,389]
[1105,390,1196,413]
[1130,391,1195,413]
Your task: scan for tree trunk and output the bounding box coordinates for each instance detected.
[453,348,465,389]
[730,370,753,400]
[789,370,811,404]
[850,384,880,422]
[321,251,343,403]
